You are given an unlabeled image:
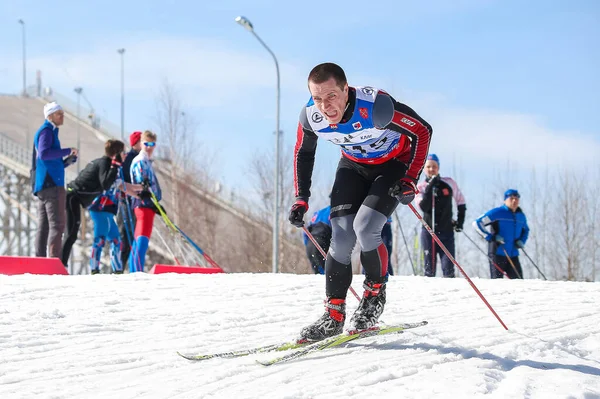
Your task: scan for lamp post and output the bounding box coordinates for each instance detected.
[117,48,125,142]
[18,19,26,96]
[74,87,82,174]
[235,16,281,274]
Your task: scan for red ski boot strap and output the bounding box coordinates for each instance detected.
[326,298,346,322]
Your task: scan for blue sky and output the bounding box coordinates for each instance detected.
[1,0,599,208]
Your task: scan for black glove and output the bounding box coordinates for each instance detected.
[139,190,152,200]
[63,155,77,167]
[389,178,418,205]
[453,220,463,232]
[288,200,308,227]
[141,178,151,190]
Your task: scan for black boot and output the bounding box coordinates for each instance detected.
[349,281,386,330]
[300,298,346,341]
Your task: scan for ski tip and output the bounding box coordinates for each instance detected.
[256,359,274,367]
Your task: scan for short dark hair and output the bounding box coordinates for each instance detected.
[104,139,125,157]
[308,63,347,90]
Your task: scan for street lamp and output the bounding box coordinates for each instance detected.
[18,19,26,96]
[117,48,125,142]
[235,16,281,274]
[74,87,83,174]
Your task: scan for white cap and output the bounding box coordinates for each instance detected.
[43,102,63,119]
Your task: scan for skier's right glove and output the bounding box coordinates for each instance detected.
[288,200,308,228]
[494,235,505,245]
[139,190,152,200]
[389,178,418,205]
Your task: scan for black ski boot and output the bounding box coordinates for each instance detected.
[300,298,346,342]
[349,281,386,331]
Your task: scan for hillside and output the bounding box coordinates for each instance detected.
[1,273,599,398]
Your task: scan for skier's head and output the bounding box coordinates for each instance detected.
[141,130,157,158]
[308,63,349,124]
[424,153,440,178]
[503,189,520,211]
[104,139,125,159]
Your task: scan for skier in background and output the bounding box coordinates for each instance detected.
[61,139,141,268]
[415,153,466,278]
[118,131,143,269]
[474,189,529,279]
[129,130,163,272]
[288,62,432,341]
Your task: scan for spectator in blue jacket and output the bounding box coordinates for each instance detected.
[31,102,78,259]
[473,189,530,279]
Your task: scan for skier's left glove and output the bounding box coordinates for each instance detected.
[389,178,418,205]
[515,240,524,249]
[288,200,308,228]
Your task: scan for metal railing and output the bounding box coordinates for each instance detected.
[0,132,30,168]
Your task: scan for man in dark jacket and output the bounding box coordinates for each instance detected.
[60,140,141,267]
[32,102,78,259]
[416,154,467,278]
[118,131,142,268]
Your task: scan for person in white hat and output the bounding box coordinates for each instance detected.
[31,102,78,261]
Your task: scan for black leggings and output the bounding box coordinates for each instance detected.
[61,192,83,266]
[325,157,407,298]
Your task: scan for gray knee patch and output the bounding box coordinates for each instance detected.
[329,214,356,265]
[354,207,387,252]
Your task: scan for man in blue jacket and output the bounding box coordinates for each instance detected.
[473,189,530,279]
[31,102,78,259]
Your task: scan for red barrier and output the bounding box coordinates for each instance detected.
[0,256,69,276]
[148,264,224,275]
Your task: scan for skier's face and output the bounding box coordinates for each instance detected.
[142,140,156,157]
[308,78,349,124]
[424,160,439,178]
[504,195,520,211]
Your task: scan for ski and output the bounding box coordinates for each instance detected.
[178,321,427,362]
[177,339,311,361]
[257,321,428,366]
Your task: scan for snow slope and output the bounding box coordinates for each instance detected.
[1,273,599,399]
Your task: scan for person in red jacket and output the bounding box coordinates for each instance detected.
[289,63,432,341]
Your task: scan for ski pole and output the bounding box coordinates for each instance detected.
[431,186,436,277]
[521,247,547,280]
[302,226,361,302]
[173,224,223,270]
[148,189,221,269]
[393,211,416,276]
[154,225,181,265]
[501,247,522,279]
[461,231,510,279]
[408,203,508,330]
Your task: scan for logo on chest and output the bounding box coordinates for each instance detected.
[359,107,369,119]
[352,122,362,130]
